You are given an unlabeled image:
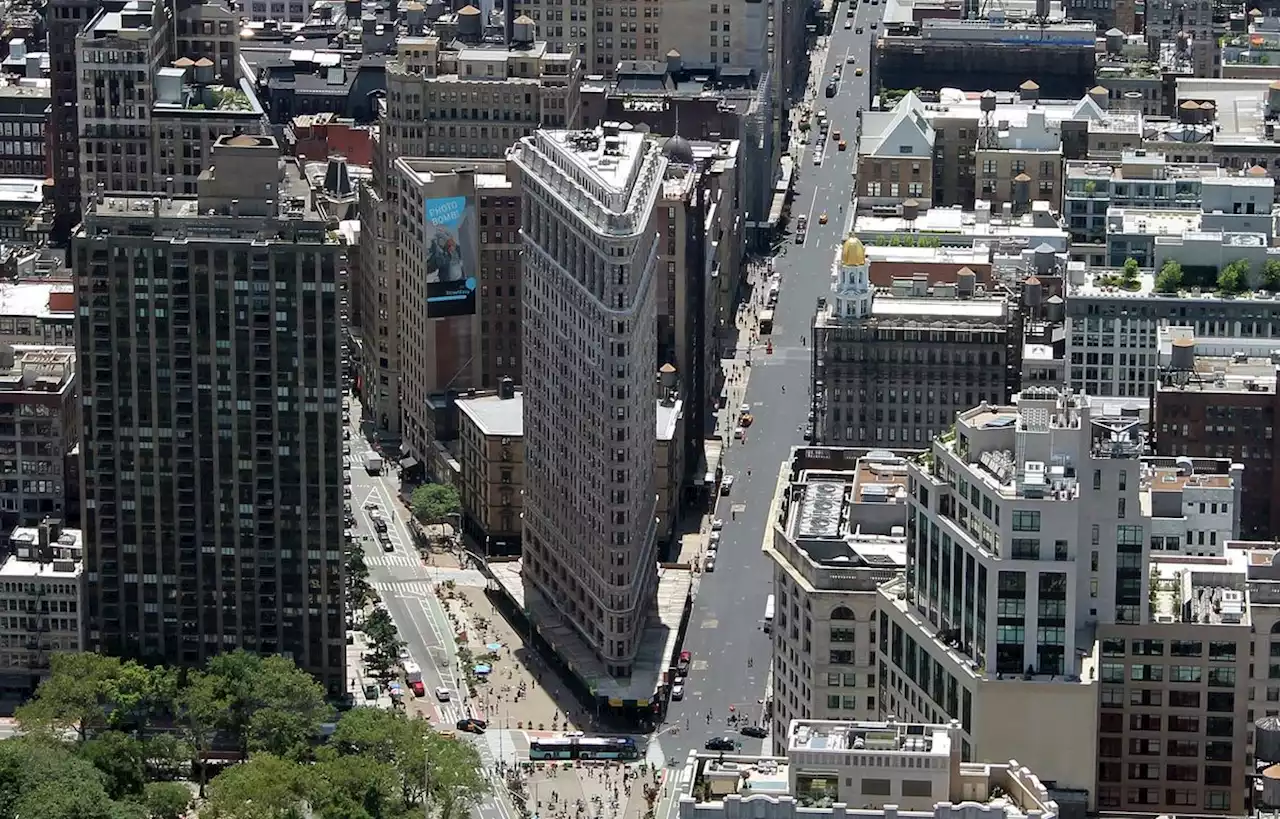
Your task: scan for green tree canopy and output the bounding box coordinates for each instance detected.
[362,609,404,680]
[309,754,401,819]
[423,730,489,819]
[205,651,332,760]
[1218,259,1250,294]
[202,754,313,819]
[0,736,125,819]
[1263,259,1280,291]
[142,782,193,819]
[78,730,148,800]
[410,484,461,525]
[15,653,150,742]
[328,708,430,807]
[1122,257,1140,281]
[1155,260,1183,294]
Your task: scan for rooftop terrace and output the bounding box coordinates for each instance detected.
[770,455,909,593]
[788,719,951,756]
[1148,550,1250,625]
[675,722,1062,818]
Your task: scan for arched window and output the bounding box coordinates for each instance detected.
[831,606,856,621]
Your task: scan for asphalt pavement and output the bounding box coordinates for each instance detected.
[345,404,516,819]
[656,0,877,766]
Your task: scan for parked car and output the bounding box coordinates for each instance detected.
[704,555,716,572]
[705,737,736,751]
[711,518,724,531]
[741,725,768,739]
[672,684,685,701]
[409,680,425,697]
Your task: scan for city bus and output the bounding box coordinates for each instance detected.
[529,736,640,761]
[763,594,775,632]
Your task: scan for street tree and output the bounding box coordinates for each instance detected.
[16,653,134,741]
[424,730,489,819]
[410,484,460,526]
[0,736,125,819]
[143,732,194,783]
[362,609,404,680]
[142,781,194,819]
[78,730,148,800]
[201,754,313,819]
[175,669,229,797]
[205,651,332,760]
[309,753,401,819]
[327,707,430,807]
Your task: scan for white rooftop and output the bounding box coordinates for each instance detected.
[657,399,681,442]
[0,281,73,318]
[1176,77,1275,143]
[0,178,44,205]
[544,126,649,195]
[873,297,1007,318]
[788,719,953,757]
[456,391,524,437]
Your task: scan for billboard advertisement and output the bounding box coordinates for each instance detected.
[425,195,478,318]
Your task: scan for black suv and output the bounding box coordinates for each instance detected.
[705,737,736,751]
[456,718,488,734]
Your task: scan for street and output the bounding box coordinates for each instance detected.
[656,0,877,766]
[345,404,515,819]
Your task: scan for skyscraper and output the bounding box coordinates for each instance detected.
[73,135,346,691]
[512,125,665,676]
[49,0,106,238]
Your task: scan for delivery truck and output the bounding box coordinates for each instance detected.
[404,661,424,696]
[365,453,383,474]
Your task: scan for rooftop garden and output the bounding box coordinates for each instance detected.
[1095,257,1144,291]
[1152,257,1280,294]
[184,85,253,111]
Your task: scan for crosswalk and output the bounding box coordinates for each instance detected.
[371,572,488,599]
[365,551,422,569]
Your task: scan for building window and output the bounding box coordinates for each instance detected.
[1012,510,1040,532]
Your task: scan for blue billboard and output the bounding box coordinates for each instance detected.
[425,195,478,318]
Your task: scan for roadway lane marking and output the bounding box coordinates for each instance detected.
[700,619,719,629]
[803,188,819,233]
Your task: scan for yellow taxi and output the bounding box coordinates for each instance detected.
[855,67,864,76]
[819,212,829,225]
[839,140,848,151]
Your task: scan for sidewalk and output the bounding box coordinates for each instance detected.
[438,582,597,733]
[519,760,666,819]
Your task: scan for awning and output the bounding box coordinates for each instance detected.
[399,456,419,470]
